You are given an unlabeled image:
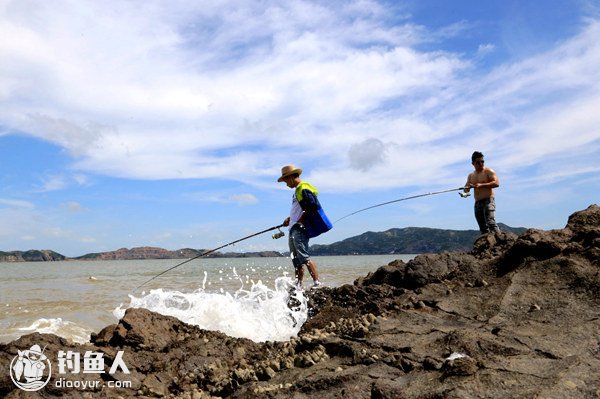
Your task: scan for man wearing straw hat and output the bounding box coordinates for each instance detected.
[278,165,332,289]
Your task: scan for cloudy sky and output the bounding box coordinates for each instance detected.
[1,0,599,257]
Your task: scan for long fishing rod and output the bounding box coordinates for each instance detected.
[134,223,285,291]
[333,186,467,224]
[136,187,467,290]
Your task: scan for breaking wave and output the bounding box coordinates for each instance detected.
[114,276,308,342]
[15,318,91,344]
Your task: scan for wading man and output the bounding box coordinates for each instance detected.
[463,151,501,234]
[278,165,332,289]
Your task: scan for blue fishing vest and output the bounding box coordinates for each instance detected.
[294,182,333,238]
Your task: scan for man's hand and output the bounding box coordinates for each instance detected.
[283,217,290,227]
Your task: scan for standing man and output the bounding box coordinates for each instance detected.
[278,165,332,289]
[463,151,501,234]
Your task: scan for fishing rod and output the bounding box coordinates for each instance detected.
[134,223,285,291]
[333,186,468,224]
[136,187,468,290]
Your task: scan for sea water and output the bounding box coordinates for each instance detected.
[0,255,414,344]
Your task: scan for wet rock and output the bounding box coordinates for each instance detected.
[529,304,541,312]
[142,374,169,397]
[423,357,443,370]
[471,231,518,259]
[443,356,479,377]
[371,379,405,399]
[106,308,186,350]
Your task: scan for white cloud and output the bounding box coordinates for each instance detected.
[0,198,35,210]
[228,194,259,206]
[348,138,392,172]
[39,175,68,192]
[0,1,464,180]
[37,173,90,192]
[184,192,259,206]
[60,201,85,213]
[477,43,495,55]
[0,1,598,196]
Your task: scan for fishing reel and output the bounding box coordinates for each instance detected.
[272,228,285,240]
[459,191,471,198]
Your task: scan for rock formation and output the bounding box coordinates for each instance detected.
[0,249,65,262]
[76,247,284,261]
[1,205,598,398]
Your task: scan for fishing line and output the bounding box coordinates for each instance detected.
[135,187,468,290]
[134,224,284,291]
[332,187,467,224]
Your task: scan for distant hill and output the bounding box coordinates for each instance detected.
[0,247,283,262]
[0,224,527,262]
[0,250,66,262]
[310,223,527,255]
[75,247,283,261]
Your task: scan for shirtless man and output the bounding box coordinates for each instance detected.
[463,151,500,234]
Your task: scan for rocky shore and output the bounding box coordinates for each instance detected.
[1,205,598,398]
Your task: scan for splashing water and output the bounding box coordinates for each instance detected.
[17,318,92,344]
[114,276,307,342]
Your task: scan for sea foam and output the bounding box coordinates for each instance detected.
[114,276,307,342]
[16,318,91,344]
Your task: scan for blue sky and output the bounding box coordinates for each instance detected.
[1,0,598,257]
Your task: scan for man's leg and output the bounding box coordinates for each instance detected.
[474,201,488,234]
[294,264,304,285]
[292,225,318,286]
[289,226,304,287]
[485,197,500,233]
[305,259,319,282]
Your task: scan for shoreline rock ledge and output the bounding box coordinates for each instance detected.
[1,205,598,398]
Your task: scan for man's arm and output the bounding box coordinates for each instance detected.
[464,173,473,192]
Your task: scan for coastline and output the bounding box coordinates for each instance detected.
[1,205,598,398]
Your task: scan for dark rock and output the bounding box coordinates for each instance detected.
[470,231,518,259]
[110,308,184,350]
[443,356,478,377]
[371,378,406,399]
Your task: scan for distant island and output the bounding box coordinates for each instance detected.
[0,247,283,262]
[0,224,527,262]
[310,223,526,255]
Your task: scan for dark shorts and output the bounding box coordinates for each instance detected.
[289,224,310,268]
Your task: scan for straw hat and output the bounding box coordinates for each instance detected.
[277,165,302,182]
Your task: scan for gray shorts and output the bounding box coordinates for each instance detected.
[289,224,310,268]
[474,197,500,234]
